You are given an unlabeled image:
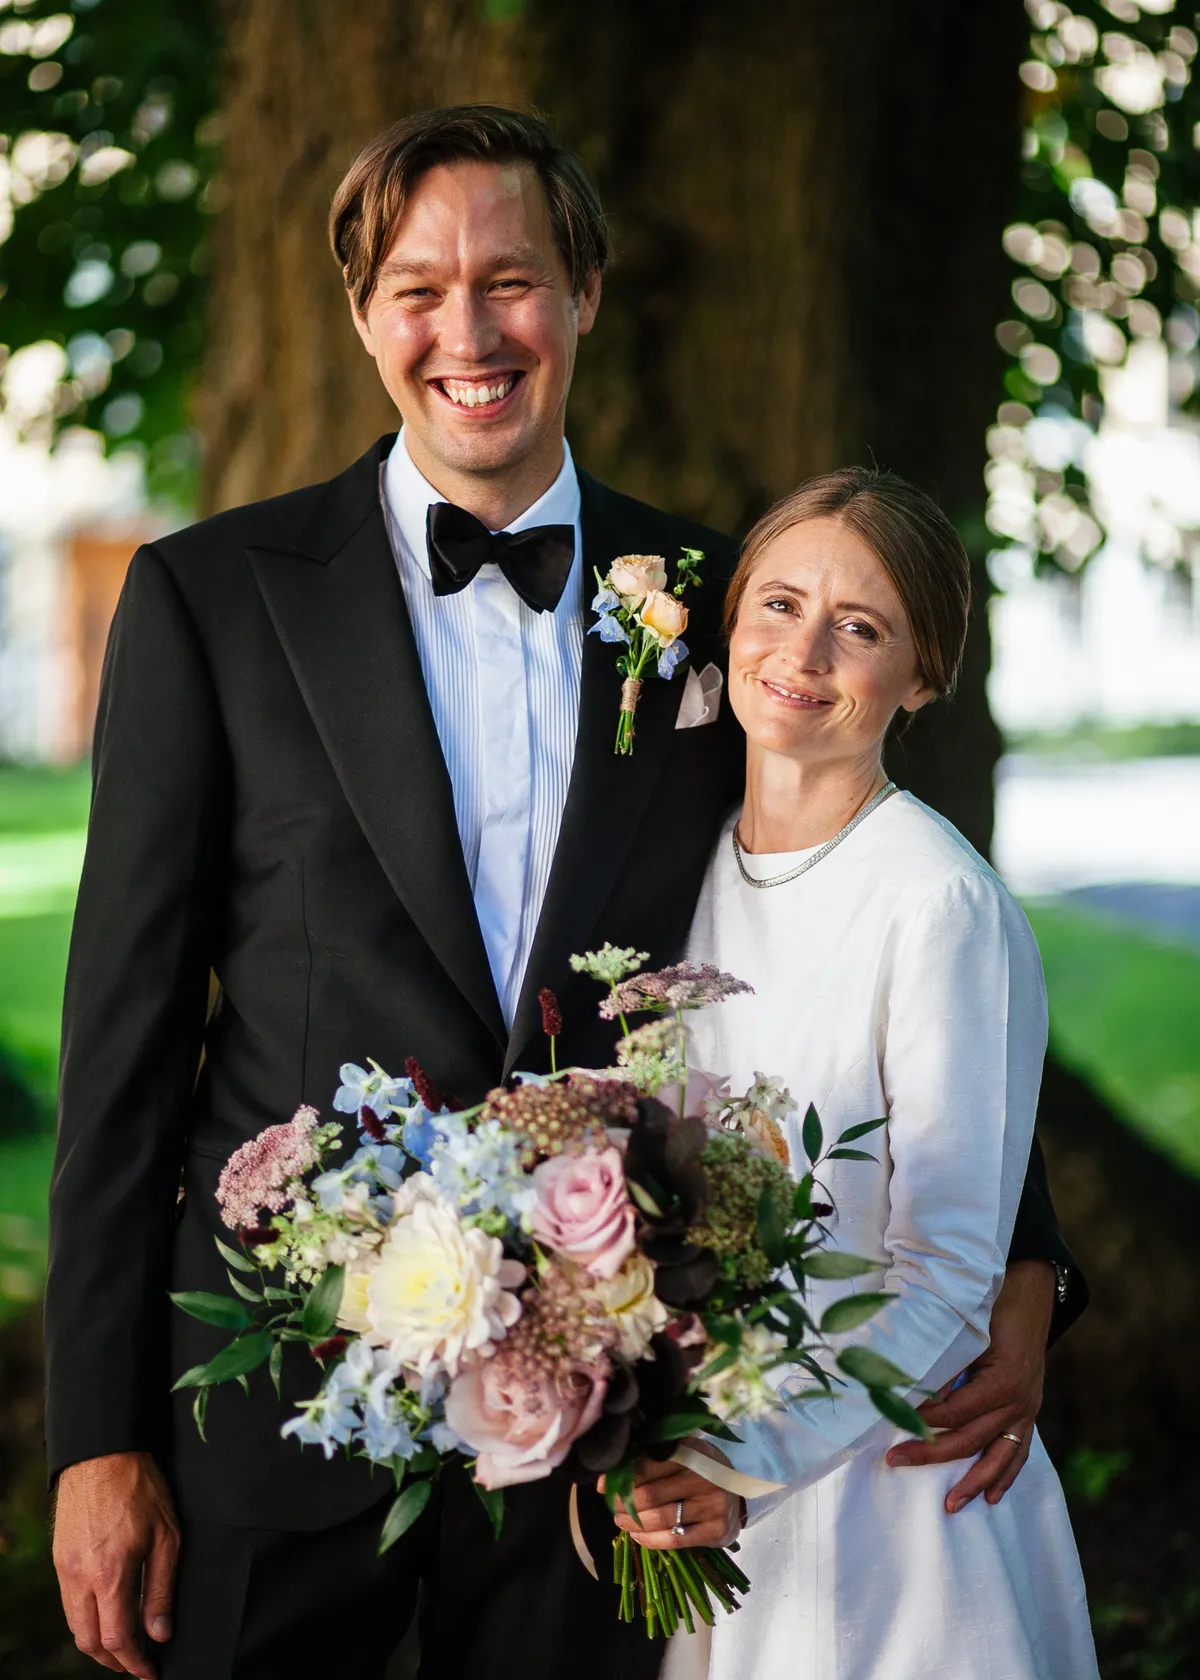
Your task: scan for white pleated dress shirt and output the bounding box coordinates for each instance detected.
[381,431,584,1028]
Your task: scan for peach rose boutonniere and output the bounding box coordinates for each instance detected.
[589,547,704,754]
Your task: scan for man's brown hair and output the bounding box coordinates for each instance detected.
[330,105,609,314]
[725,467,971,698]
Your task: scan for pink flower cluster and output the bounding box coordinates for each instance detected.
[599,962,753,1019]
[216,1106,320,1231]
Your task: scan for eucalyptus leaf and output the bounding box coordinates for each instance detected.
[798,1251,880,1280]
[819,1292,895,1334]
[378,1479,433,1554]
[169,1290,253,1330]
[802,1104,823,1164]
[836,1117,887,1144]
[173,1330,273,1389]
[302,1264,345,1341]
[792,1173,814,1220]
[837,1345,914,1390]
[868,1386,931,1439]
[644,1411,718,1443]
[756,1187,787,1267]
[473,1482,506,1540]
[216,1237,259,1274]
[268,1339,283,1398]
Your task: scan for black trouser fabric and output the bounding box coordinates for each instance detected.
[162,1469,664,1680]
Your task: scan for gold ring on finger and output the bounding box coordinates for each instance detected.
[999,1431,1023,1447]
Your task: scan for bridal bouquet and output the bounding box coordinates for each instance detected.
[174,947,923,1638]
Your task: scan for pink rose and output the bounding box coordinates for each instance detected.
[445,1353,608,1489]
[530,1147,636,1279]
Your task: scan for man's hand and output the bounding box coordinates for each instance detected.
[601,1451,742,1550]
[52,1450,180,1677]
[886,1259,1055,1513]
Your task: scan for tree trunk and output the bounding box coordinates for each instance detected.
[201,0,1018,847]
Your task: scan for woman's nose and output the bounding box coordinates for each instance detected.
[782,618,833,673]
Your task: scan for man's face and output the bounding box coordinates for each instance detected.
[351,160,600,491]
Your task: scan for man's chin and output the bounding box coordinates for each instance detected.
[408,421,548,483]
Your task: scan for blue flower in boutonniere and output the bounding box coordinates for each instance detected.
[589,548,704,754]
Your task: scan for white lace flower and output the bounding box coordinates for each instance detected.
[700,1323,788,1421]
[365,1175,524,1376]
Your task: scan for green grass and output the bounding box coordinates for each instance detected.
[0,764,90,835]
[0,912,74,1104]
[1027,904,1200,1178]
[1008,720,1200,761]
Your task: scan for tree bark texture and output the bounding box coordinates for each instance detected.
[200,0,1021,850]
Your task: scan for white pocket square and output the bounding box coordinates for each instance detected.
[676,662,723,729]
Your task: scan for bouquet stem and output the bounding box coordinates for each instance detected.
[615,677,643,755]
[612,1534,750,1638]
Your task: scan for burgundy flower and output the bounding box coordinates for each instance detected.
[538,987,563,1039]
[359,1107,387,1142]
[405,1057,444,1114]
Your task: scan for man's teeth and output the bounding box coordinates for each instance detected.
[441,376,516,407]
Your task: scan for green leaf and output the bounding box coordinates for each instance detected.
[301,1264,345,1342]
[378,1479,433,1554]
[192,1387,210,1442]
[792,1173,814,1221]
[802,1104,823,1163]
[602,1460,636,1520]
[216,1237,259,1274]
[868,1386,931,1439]
[172,1330,273,1390]
[268,1339,283,1398]
[837,1345,914,1390]
[406,1446,440,1476]
[772,1294,812,1336]
[696,1345,740,1381]
[227,1271,264,1304]
[473,1482,506,1540]
[818,1292,895,1334]
[798,1251,880,1280]
[836,1117,887,1144]
[756,1186,787,1268]
[827,1147,877,1162]
[628,1179,664,1219]
[169,1290,253,1330]
[643,1411,717,1443]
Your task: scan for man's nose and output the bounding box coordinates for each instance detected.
[439,287,503,364]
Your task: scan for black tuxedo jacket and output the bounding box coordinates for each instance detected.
[45,436,1080,1534]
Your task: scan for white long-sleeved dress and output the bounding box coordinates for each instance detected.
[670,791,1098,1680]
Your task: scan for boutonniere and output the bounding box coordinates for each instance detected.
[589,548,704,754]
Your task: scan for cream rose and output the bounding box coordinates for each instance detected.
[588,1253,669,1361]
[364,1175,524,1376]
[609,554,668,601]
[639,589,688,646]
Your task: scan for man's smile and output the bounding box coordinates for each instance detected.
[429,371,525,411]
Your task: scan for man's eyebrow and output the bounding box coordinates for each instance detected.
[376,244,545,281]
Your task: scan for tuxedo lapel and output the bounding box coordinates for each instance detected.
[247,440,506,1052]
[505,474,688,1073]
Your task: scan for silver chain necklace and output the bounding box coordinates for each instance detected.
[732,781,898,889]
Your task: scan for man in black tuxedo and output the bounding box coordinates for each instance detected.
[45,106,1082,1679]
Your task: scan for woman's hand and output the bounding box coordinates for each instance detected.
[885,1259,1054,1512]
[600,1453,743,1550]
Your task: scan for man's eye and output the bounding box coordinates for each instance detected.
[491,279,529,293]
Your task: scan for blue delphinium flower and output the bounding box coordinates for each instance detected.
[657,638,689,679]
[428,1112,536,1230]
[401,1107,440,1169]
[591,586,621,613]
[589,612,630,644]
[281,1359,362,1458]
[333,1061,412,1120]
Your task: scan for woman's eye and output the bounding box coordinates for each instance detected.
[764,597,792,613]
[842,619,878,640]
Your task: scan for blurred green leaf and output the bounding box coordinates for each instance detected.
[798,1252,879,1280]
[301,1264,344,1342]
[378,1479,432,1554]
[802,1104,822,1163]
[168,1289,251,1329]
[836,1345,913,1390]
[819,1292,894,1334]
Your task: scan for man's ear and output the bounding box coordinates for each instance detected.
[348,284,377,360]
[576,267,602,337]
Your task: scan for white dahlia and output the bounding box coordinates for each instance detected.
[588,1253,669,1362]
[364,1174,524,1376]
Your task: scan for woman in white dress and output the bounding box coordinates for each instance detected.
[654,469,1099,1679]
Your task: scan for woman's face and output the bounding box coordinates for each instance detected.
[728,516,934,770]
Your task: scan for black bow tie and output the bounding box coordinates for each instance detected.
[426,501,575,614]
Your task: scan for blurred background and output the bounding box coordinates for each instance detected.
[1,0,1199,1673]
